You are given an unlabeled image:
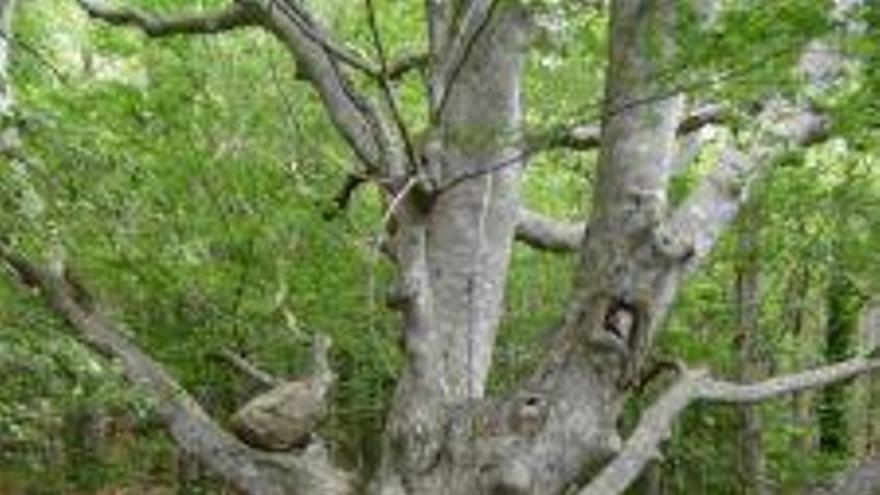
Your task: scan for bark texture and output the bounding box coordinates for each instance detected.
[2,1,877,495]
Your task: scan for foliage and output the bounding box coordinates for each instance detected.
[1,0,879,493]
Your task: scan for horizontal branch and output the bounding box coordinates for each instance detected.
[79,0,375,78]
[578,369,706,495]
[77,0,257,37]
[515,208,585,252]
[700,356,880,404]
[0,244,354,495]
[531,103,726,153]
[78,0,393,174]
[580,355,880,495]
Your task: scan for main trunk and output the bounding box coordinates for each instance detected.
[377,1,687,494]
[377,4,529,493]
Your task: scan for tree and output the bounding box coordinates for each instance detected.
[1,0,879,494]
[733,194,767,495]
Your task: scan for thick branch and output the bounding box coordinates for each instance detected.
[662,103,829,270]
[245,0,393,173]
[580,356,880,495]
[515,207,585,252]
[385,52,429,81]
[77,0,256,36]
[78,0,395,174]
[213,349,281,388]
[579,369,707,495]
[0,245,353,495]
[531,103,726,153]
[670,128,710,175]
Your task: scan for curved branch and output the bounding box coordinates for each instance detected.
[580,356,880,495]
[245,0,392,173]
[77,0,257,36]
[515,208,585,252]
[807,455,880,495]
[365,0,417,169]
[578,369,707,495]
[77,0,394,175]
[0,245,354,495]
[700,356,880,404]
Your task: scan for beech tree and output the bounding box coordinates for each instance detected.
[2,0,879,494]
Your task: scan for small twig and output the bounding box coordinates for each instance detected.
[212,349,281,388]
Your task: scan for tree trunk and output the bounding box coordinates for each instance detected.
[733,199,768,495]
[374,3,529,494]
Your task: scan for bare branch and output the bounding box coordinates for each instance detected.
[578,370,707,495]
[323,173,369,219]
[530,103,726,153]
[253,0,379,77]
[385,52,429,80]
[247,0,393,173]
[662,103,830,271]
[659,146,755,266]
[699,356,880,404]
[580,356,880,495]
[0,245,354,495]
[213,349,281,388]
[76,0,257,37]
[515,208,585,252]
[365,0,417,169]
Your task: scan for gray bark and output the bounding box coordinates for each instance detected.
[3,1,877,495]
[378,3,530,492]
